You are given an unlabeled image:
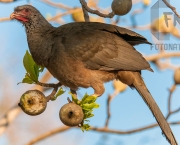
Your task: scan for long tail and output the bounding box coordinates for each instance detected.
[133,72,177,145]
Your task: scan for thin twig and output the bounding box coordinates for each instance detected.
[105,91,119,127]
[166,84,180,120]
[41,0,71,10]
[36,81,61,88]
[79,0,90,22]
[162,0,180,18]
[91,121,180,134]
[26,121,180,145]
[145,52,180,62]
[105,95,111,127]
[0,71,53,136]
[0,17,11,22]
[45,87,58,102]
[26,126,71,145]
[81,6,90,22]
[47,8,82,22]
[36,81,62,102]
[79,0,114,18]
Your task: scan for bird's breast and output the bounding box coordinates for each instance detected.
[46,51,92,90]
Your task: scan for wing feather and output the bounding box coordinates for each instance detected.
[58,22,151,71]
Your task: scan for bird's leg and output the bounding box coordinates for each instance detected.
[70,89,77,99]
[91,82,105,97]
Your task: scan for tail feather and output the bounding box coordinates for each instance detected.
[133,73,178,145]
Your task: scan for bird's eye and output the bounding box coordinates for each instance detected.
[25,9,29,12]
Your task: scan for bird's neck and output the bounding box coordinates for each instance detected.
[25,16,52,34]
[25,20,55,67]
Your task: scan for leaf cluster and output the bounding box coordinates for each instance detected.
[72,93,99,132]
[51,88,65,101]
[22,50,44,84]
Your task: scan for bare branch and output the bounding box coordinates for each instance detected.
[105,95,111,128]
[36,81,61,89]
[0,106,21,136]
[0,0,16,3]
[80,0,90,22]
[145,52,180,62]
[152,59,179,71]
[45,87,58,102]
[0,17,11,22]
[91,121,180,134]
[26,121,180,145]
[26,126,71,145]
[166,84,180,120]
[132,0,143,5]
[0,71,52,136]
[79,0,114,18]
[47,8,82,22]
[162,0,180,18]
[105,91,119,127]
[41,0,71,10]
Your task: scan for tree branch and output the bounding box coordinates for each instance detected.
[26,121,180,145]
[0,17,11,22]
[162,0,180,18]
[0,71,52,136]
[145,52,180,62]
[41,0,71,10]
[105,91,119,127]
[79,0,114,18]
[166,84,180,120]
[80,0,90,22]
[91,121,180,134]
[26,126,71,145]
[36,81,61,89]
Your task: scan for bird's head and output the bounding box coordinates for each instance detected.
[10,5,40,23]
[10,5,52,33]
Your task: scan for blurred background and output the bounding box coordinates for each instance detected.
[0,0,180,145]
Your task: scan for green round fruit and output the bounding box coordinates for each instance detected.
[111,0,132,16]
[59,103,84,127]
[19,90,47,116]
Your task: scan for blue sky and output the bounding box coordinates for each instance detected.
[0,0,180,145]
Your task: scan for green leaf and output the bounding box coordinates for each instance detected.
[86,113,94,118]
[84,120,90,122]
[82,103,99,111]
[38,66,44,72]
[81,95,97,104]
[69,92,80,105]
[22,77,34,84]
[51,88,65,101]
[81,93,89,104]
[81,124,90,132]
[84,112,94,119]
[68,93,100,132]
[22,50,44,83]
[23,50,38,81]
[55,88,65,98]
[72,96,79,104]
[20,73,35,84]
[34,64,39,79]
[84,110,94,119]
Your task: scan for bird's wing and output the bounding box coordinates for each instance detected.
[87,22,152,46]
[58,22,151,71]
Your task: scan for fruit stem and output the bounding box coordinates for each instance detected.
[46,87,58,102]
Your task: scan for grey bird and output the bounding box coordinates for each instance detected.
[10,5,177,145]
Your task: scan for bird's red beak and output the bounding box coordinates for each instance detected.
[10,11,29,22]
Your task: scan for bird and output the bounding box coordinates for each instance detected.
[10,5,177,145]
